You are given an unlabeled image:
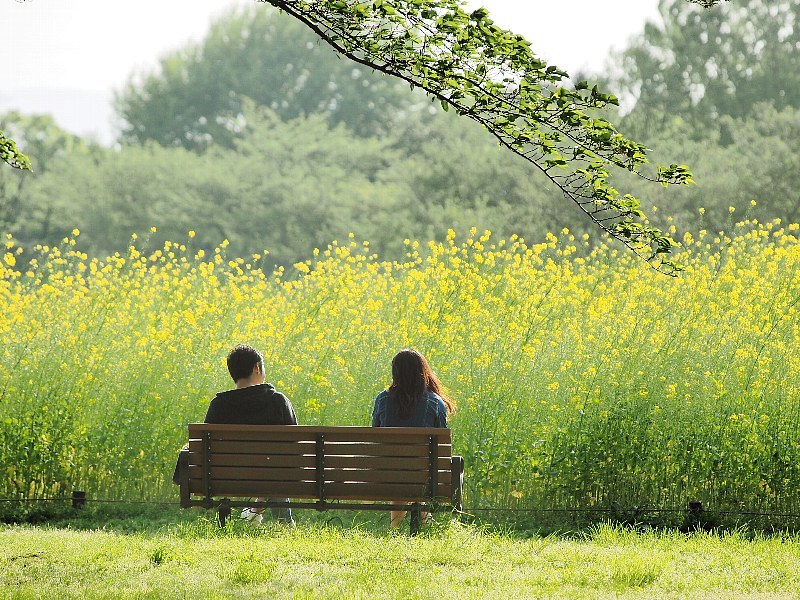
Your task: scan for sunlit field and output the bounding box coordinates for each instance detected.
[3,219,800,525]
[5,520,800,598]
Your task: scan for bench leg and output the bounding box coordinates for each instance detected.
[452,456,464,512]
[410,504,421,535]
[218,499,231,527]
[177,449,191,509]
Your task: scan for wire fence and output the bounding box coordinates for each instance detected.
[4,494,800,522]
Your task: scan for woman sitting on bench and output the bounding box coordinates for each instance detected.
[371,348,456,528]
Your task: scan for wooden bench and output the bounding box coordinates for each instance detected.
[176,424,464,533]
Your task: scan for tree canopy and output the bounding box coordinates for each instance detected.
[609,0,800,239]
[0,112,99,233]
[115,6,421,149]
[618,0,800,139]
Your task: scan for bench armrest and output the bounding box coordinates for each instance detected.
[451,455,464,512]
[176,448,191,508]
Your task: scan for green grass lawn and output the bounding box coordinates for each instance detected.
[2,508,800,599]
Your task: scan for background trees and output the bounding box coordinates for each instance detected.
[3,0,798,267]
[0,113,94,233]
[617,0,800,138]
[609,0,800,235]
[115,6,423,150]
[10,100,562,264]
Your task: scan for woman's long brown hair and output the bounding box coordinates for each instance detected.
[388,349,455,418]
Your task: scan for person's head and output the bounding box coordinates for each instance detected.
[226,344,265,386]
[389,349,454,416]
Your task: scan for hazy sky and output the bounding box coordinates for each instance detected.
[1,0,661,141]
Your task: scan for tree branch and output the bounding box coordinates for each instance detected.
[0,130,31,170]
[261,0,693,274]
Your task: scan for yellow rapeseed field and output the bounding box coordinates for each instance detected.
[2,221,800,523]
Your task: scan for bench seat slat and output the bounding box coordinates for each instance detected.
[190,424,451,437]
[188,479,453,500]
[200,440,452,457]
[215,441,316,455]
[191,432,450,446]
[323,442,451,458]
[320,431,449,444]
[196,430,320,442]
[189,440,316,455]
[188,453,317,468]
[192,431,452,449]
[189,465,315,482]
[190,480,318,498]
[189,465,451,485]
[324,468,452,485]
[323,456,452,470]
[188,481,454,502]
[189,453,454,471]
[189,440,450,458]
[324,482,452,502]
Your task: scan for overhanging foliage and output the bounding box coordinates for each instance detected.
[260,0,695,273]
[689,0,728,5]
[3,0,730,271]
[0,130,31,171]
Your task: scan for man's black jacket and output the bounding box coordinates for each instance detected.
[203,383,297,425]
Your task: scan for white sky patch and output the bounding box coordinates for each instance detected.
[0,0,661,142]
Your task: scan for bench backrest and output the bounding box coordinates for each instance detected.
[185,424,453,505]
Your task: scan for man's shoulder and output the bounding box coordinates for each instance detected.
[206,389,231,408]
[209,385,278,406]
[240,384,277,398]
[265,384,291,403]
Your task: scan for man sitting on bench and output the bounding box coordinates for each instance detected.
[204,344,298,525]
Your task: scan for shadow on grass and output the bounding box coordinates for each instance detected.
[4,499,799,542]
[1,499,457,537]
[0,500,195,533]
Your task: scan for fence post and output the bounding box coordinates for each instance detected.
[410,504,421,535]
[72,490,86,509]
[683,500,705,531]
[218,498,231,527]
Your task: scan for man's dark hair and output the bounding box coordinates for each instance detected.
[227,344,264,382]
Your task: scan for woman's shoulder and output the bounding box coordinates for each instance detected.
[374,389,390,403]
[426,390,447,408]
